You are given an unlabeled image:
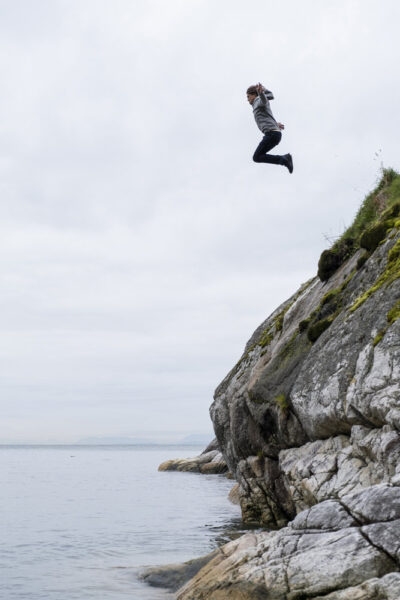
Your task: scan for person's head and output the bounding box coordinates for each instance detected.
[246,85,258,105]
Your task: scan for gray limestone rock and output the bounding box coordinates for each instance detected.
[312,573,400,599]
[158,439,229,474]
[291,499,357,531]
[210,228,400,526]
[176,489,398,599]
[341,484,400,524]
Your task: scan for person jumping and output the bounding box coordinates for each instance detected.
[247,82,293,173]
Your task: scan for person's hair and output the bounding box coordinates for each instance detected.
[246,85,258,96]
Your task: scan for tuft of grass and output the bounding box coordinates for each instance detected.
[360,222,390,251]
[342,168,399,244]
[387,299,400,324]
[320,289,340,306]
[278,332,300,360]
[371,299,400,347]
[317,168,400,281]
[373,330,386,346]
[307,316,335,343]
[299,318,311,332]
[351,239,400,312]
[303,271,354,342]
[259,327,274,348]
[274,394,289,411]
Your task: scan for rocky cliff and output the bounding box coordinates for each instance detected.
[211,169,400,531]
[148,169,400,599]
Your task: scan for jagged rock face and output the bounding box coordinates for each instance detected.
[177,485,400,600]
[210,229,400,527]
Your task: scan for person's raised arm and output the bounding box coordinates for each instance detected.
[256,82,274,104]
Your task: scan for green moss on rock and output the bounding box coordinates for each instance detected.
[387,299,400,324]
[351,238,400,312]
[321,289,340,306]
[318,240,354,282]
[259,327,274,348]
[278,332,300,361]
[307,316,334,343]
[357,252,370,270]
[372,299,400,347]
[373,330,386,346]
[317,169,400,282]
[274,394,288,411]
[275,312,285,332]
[298,318,311,333]
[360,222,389,251]
[318,249,342,282]
[381,200,400,220]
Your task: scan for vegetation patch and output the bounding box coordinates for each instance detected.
[300,271,354,342]
[320,288,340,306]
[256,280,315,349]
[248,389,264,404]
[299,318,311,332]
[317,168,400,281]
[318,241,353,282]
[274,394,289,411]
[357,252,370,270]
[371,299,400,347]
[307,316,335,343]
[275,312,285,332]
[278,332,300,361]
[350,238,400,312]
[360,222,390,251]
[387,299,400,324]
[259,327,274,348]
[381,200,400,220]
[373,330,386,346]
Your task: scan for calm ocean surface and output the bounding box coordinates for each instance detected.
[0,445,242,600]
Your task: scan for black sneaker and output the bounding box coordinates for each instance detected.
[285,153,293,174]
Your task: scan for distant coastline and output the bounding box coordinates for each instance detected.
[0,434,213,447]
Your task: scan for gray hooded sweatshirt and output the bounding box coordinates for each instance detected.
[252,89,280,134]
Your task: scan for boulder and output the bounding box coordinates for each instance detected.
[158,439,228,475]
[176,486,400,599]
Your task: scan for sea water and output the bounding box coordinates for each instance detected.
[0,445,242,599]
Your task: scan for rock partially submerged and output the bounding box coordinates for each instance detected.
[158,438,228,475]
[176,484,400,599]
[140,552,218,592]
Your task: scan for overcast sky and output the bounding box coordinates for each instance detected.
[0,0,399,443]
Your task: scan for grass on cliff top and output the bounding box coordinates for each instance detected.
[339,167,400,245]
[318,168,400,281]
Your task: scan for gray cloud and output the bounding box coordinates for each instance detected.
[0,0,399,442]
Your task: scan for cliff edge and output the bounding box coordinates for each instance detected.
[211,168,400,530]
[151,169,400,599]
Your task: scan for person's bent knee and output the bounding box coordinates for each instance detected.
[253,152,262,163]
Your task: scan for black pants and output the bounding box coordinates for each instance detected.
[253,131,284,165]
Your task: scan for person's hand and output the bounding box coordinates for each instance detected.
[278,122,285,130]
[256,82,264,94]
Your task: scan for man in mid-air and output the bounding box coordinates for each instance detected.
[247,83,293,173]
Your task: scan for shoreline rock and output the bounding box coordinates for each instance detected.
[140,552,218,592]
[158,438,229,475]
[144,484,400,599]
